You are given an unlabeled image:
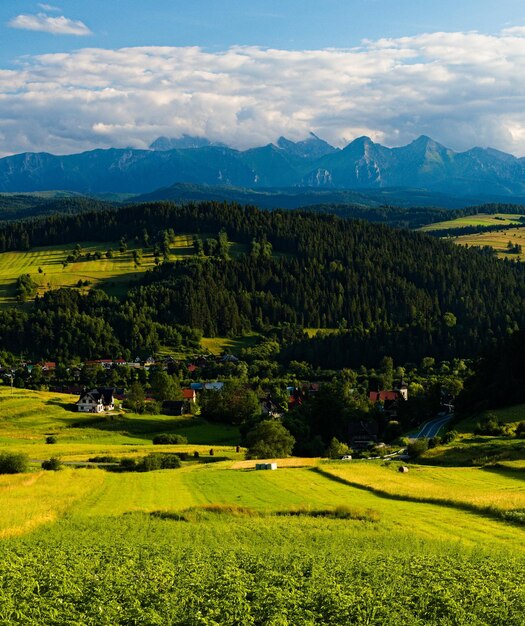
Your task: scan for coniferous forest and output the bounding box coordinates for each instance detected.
[0,200,523,365]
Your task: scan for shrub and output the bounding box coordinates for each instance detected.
[139,453,181,472]
[516,422,525,438]
[41,457,63,471]
[0,452,29,474]
[407,438,429,458]
[428,436,441,449]
[441,430,458,444]
[153,433,188,445]
[475,414,504,436]
[120,458,137,470]
[88,456,119,463]
[45,435,57,444]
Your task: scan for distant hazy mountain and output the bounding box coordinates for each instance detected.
[1,134,525,198]
[149,135,227,150]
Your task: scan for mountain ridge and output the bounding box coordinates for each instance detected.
[1,134,525,197]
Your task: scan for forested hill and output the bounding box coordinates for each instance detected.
[0,201,523,364]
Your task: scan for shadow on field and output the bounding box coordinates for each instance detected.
[311,466,525,527]
[46,399,76,412]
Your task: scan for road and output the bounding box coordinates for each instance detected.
[413,413,454,439]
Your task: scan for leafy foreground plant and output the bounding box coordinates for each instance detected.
[0,514,524,625]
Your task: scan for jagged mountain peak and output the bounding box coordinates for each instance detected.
[275,133,337,158]
[149,135,226,151]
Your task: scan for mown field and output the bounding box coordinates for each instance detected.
[1,387,524,624]
[455,227,525,260]
[420,213,525,231]
[0,234,250,306]
[418,212,525,260]
[0,387,241,462]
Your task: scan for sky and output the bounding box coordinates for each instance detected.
[2,1,525,156]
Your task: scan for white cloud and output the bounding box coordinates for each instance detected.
[2,28,525,156]
[8,12,91,36]
[38,4,61,12]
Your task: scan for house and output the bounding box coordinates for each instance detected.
[76,388,115,413]
[348,420,379,449]
[182,388,197,403]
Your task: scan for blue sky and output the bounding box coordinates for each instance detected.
[2,0,525,64]
[2,1,525,155]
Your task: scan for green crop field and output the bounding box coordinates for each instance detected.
[0,235,197,305]
[454,227,525,260]
[1,387,525,623]
[0,234,252,306]
[420,213,525,231]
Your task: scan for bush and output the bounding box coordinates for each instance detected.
[41,457,63,471]
[245,420,295,460]
[475,414,504,436]
[441,430,458,444]
[120,458,137,470]
[139,453,181,472]
[516,422,525,438]
[88,456,119,463]
[428,436,441,449]
[406,438,429,458]
[45,435,57,444]
[153,433,188,445]
[0,452,29,474]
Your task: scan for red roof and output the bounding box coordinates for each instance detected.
[369,391,399,402]
[182,388,196,399]
[187,364,197,372]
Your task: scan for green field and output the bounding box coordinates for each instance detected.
[1,387,525,623]
[420,213,525,231]
[422,404,525,466]
[200,334,260,355]
[0,234,252,306]
[0,387,241,462]
[0,235,197,305]
[418,213,525,261]
[454,227,525,260]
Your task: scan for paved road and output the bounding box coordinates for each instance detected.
[414,413,454,439]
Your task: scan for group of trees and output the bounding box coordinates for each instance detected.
[0,199,522,369]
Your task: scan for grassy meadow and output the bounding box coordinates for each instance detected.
[420,404,525,466]
[420,213,525,231]
[454,227,525,260]
[0,234,251,306]
[0,386,525,623]
[418,212,525,260]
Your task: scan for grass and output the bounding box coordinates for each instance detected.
[421,404,525,466]
[418,213,525,260]
[455,227,525,260]
[420,213,525,231]
[320,461,525,518]
[0,469,104,538]
[0,236,198,305]
[0,234,254,306]
[0,387,241,461]
[304,328,340,338]
[201,333,260,355]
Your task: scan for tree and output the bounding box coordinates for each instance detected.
[150,371,181,402]
[126,381,145,413]
[326,437,351,459]
[200,381,260,425]
[245,420,295,459]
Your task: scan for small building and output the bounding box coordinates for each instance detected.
[76,388,115,413]
[162,400,185,416]
[182,388,197,403]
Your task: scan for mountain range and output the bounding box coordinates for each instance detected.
[1,133,525,198]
